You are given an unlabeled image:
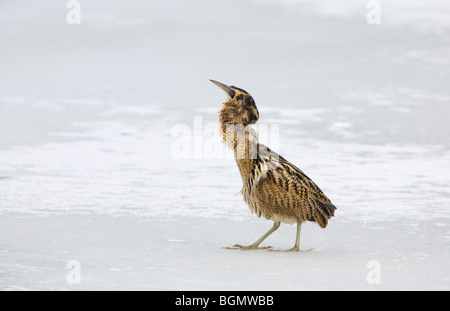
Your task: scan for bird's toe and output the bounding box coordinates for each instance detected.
[222,244,273,250]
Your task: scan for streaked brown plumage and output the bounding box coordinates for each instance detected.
[211,79,336,251]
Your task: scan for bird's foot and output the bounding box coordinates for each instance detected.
[269,247,316,252]
[285,246,300,252]
[222,244,273,251]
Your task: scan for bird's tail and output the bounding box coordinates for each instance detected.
[312,202,337,229]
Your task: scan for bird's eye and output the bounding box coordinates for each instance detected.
[246,98,255,107]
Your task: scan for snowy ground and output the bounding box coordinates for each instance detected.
[1,214,449,291]
[1,0,449,290]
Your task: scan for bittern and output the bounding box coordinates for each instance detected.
[211,79,336,251]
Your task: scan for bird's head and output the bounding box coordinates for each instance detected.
[210,79,259,127]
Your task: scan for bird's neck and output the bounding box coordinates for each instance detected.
[220,123,260,186]
[221,123,259,156]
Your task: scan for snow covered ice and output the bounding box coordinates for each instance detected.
[0,0,449,290]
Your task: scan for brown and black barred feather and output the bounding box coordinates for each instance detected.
[242,143,336,228]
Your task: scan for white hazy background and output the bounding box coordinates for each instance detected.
[0,0,449,290]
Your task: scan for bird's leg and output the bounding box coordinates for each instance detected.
[224,222,280,250]
[285,220,302,252]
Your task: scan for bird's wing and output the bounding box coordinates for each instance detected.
[253,144,336,228]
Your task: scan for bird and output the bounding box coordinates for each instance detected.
[210,79,336,251]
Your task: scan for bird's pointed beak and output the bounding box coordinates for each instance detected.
[210,79,235,99]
